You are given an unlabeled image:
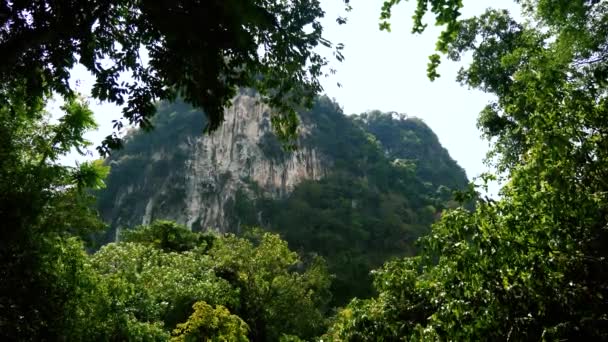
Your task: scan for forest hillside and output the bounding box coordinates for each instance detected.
[97,94,468,304]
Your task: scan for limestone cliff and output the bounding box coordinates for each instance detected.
[98,94,328,236]
[98,94,468,244]
[180,95,327,231]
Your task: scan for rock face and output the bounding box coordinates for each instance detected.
[98,94,328,236]
[180,95,326,231]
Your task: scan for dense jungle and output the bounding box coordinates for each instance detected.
[1,0,607,340]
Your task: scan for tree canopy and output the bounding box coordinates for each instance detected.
[0,0,349,154]
[326,0,608,339]
[0,93,110,339]
[2,0,608,340]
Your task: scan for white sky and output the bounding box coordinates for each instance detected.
[318,0,520,191]
[61,0,521,195]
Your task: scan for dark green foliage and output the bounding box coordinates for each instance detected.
[4,0,607,339]
[258,131,288,161]
[225,188,260,232]
[171,301,249,341]
[0,1,479,340]
[0,95,110,340]
[93,222,332,341]
[118,100,207,155]
[120,220,214,252]
[0,0,346,155]
[261,175,431,305]
[327,0,608,340]
[234,97,469,305]
[209,228,332,341]
[354,111,468,191]
[95,101,201,240]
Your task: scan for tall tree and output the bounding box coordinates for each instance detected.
[209,229,332,341]
[94,222,332,341]
[0,93,111,339]
[326,0,608,340]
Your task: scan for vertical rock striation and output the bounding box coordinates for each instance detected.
[103,94,328,234]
